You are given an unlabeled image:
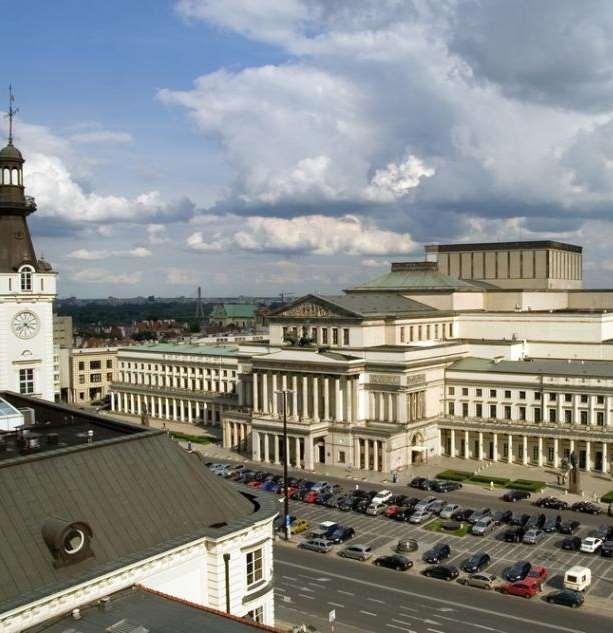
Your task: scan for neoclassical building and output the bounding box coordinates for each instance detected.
[111,240,613,474]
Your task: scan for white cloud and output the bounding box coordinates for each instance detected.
[187,214,414,256]
[67,247,152,260]
[69,130,133,145]
[70,268,143,284]
[361,258,389,268]
[164,267,202,285]
[365,155,435,202]
[146,224,170,244]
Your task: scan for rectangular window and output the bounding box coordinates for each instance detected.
[322,328,328,344]
[476,388,482,397]
[448,402,455,415]
[548,392,556,401]
[282,326,288,340]
[504,405,511,420]
[90,373,102,383]
[534,391,541,400]
[343,328,350,345]
[580,394,588,403]
[489,389,496,398]
[476,403,483,417]
[597,395,604,404]
[338,450,346,463]
[504,390,511,399]
[534,407,541,422]
[548,447,554,462]
[246,548,263,586]
[106,372,113,381]
[426,324,431,339]
[399,326,405,343]
[448,322,454,337]
[409,326,414,342]
[246,607,264,624]
[19,368,34,394]
[311,327,318,343]
[597,411,604,426]
[519,391,526,400]
[519,406,526,420]
[418,325,423,340]
[580,410,588,424]
[564,393,572,402]
[448,386,455,395]
[549,408,556,423]
[489,404,496,418]
[564,409,572,423]
[78,361,84,370]
[332,328,339,345]
[462,402,469,418]
[434,324,439,339]
[78,375,85,384]
[462,387,468,396]
[533,446,539,462]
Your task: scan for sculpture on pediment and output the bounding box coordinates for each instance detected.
[283,331,315,347]
[281,302,333,318]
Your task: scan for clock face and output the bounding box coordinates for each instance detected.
[12,311,40,339]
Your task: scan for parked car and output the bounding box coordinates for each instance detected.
[472,517,496,536]
[527,565,548,584]
[328,525,355,544]
[324,494,343,508]
[559,520,581,534]
[393,508,414,522]
[502,490,531,502]
[409,477,432,490]
[366,502,387,516]
[571,501,602,515]
[339,544,372,561]
[414,495,437,511]
[422,565,459,581]
[396,538,419,553]
[299,539,333,553]
[409,508,433,524]
[384,504,402,518]
[509,512,530,527]
[458,573,497,590]
[468,508,492,524]
[545,590,584,608]
[503,561,531,582]
[311,481,331,493]
[430,479,462,493]
[309,521,338,539]
[542,515,561,533]
[374,555,413,571]
[462,552,491,573]
[525,514,546,530]
[503,526,525,543]
[452,508,475,522]
[291,519,309,534]
[564,566,592,592]
[303,490,319,504]
[492,510,513,525]
[428,499,446,515]
[601,540,613,557]
[439,503,460,519]
[580,536,603,553]
[499,579,540,598]
[522,529,546,545]
[535,496,568,510]
[337,497,354,512]
[560,536,582,551]
[423,543,451,564]
[372,489,393,504]
[588,525,612,541]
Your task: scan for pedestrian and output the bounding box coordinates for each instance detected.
[355,483,359,491]
[187,441,192,453]
[489,480,494,491]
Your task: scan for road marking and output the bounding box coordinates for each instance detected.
[368,597,386,604]
[338,590,355,596]
[328,601,345,608]
[387,624,416,633]
[399,606,418,612]
[282,575,297,581]
[298,593,315,600]
[360,610,377,616]
[278,559,588,633]
[427,629,446,633]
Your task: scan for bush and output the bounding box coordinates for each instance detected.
[436,469,473,481]
[469,475,511,486]
[507,479,546,492]
[170,431,212,445]
[600,490,613,504]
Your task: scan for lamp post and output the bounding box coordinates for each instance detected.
[274,388,295,541]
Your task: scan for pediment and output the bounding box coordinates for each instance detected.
[275,296,357,319]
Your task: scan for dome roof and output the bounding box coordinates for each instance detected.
[0,143,23,162]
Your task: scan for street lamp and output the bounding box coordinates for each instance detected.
[274,388,295,541]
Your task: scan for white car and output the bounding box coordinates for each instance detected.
[409,508,433,524]
[366,502,387,516]
[372,489,393,504]
[580,537,603,553]
[439,503,460,519]
[311,481,331,493]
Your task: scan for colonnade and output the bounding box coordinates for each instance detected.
[356,437,384,471]
[368,390,425,423]
[250,430,315,470]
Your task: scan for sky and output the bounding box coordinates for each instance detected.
[4,0,613,298]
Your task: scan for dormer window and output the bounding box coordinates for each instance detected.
[19,265,34,292]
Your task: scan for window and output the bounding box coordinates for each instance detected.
[418,325,423,340]
[504,390,511,399]
[78,361,85,370]
[548,447,554,462]
[332,328,339,345]
[78,375,85,384]
[564,393,572,402]
[549,409,556,423]
[90,360,102,370]
[564,409,572,423]
[597,395,604,404]
[476,403,483,418]
[426,325,431,339]
[476,388,482,397]
[580,410,588,425]
[489,404,496,418]
[462,403,469,418]
[107,359,113,368]
[434,324,439,338]
[106,372,113,381]
[343,328,350,345]
[322,328,328,344]
[19,265,33,292]
[448,322,454,337]
[504,405,511,420]
[534,392,541,400]
[597,411,604,426]
[533,446,539,462]
[19,368,34,394]
[246,607,264,624]
[519,391,526,400]
[399,326,405,343]
[448,386,455,395]
[534,407,541,422]
[548,392,556,401]
[519,406,526,420]
[462,387,468,396]
[90,373,102,383]
[246,548,263,586]
[409,326,414,342]
[282,326,288,340]
[448,402,455,415]
[489,389,496,398]
[79,392,85,400]
[580,394,588,403]
[338,450,346,463]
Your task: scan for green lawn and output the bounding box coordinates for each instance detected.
[436,469,474,481]
[507,479,547,492]
[601,490,613,504]
[170,431,213,445]
[423,518,472,537]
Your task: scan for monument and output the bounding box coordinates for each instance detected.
[568,451,582,495]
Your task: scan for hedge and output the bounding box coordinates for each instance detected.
[600,490,613,504]
[507,479,546,492]
[436,469,474,481]
[170,431,213,445]
[469,474,511,486]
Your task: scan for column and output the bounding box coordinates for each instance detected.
[492,432,498,462]
[373,440,379,472]
[450,429,455,458]
[165,397,170,420]
[589,396,595,426]
[478,431,484,461]
[292,375,298,419]
[202,401,208,424]
[553,437,559,468]
[387,393,394,422]
[312,376,320,421]
[129,393,135,413]
[274,435,280,464]
[253,372,259,412]
[272,374,278,417]
[137,394,142,416]
[585,440,591,472]
[364,439,370,470]
[335,378,342,421]
[187,400,193,424]
[324,377,330,420]
[378,393,385,422]
[286,435,291,467]
[507,434,513,464]
[253,430,260,461]
[110,392,116,411]
[262,372,269,414]
[304,436,314,470]
[538,436,543,467]
[522,435,528,465]
[606,397,612,426]
[464,430,469,459]
[237,380,244,406]
[179,399,185,422]
[264,433,270,462]
[602,442,608,473]
[346,378,353,422]
[295,436,301,468]
[223,421,231,448]
[302,375,309,419]
[195,400,200,422]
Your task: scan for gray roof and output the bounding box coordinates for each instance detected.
[28,587,279,632]
[0,415,263,613]
[449,357,613,379]
[121,342,239,356]
[425,240,582,254]
[346,270,485,292]
[316,293,435,317]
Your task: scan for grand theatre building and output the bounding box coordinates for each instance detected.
[112,240,613,475]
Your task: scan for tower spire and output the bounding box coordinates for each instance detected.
[6,85,18,145]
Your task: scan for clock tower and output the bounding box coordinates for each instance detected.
[0,87,56,400]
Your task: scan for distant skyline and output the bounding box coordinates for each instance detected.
[5,1,613,297]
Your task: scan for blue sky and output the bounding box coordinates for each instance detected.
[4,1,613,297]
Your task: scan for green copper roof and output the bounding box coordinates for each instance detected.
[348,270,484,292]
[449,357,613,379]
[122,343,239,356]
[211,304,257,318]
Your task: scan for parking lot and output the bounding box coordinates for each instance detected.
[284,495,613,602]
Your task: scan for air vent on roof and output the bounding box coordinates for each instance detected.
[106,619,149,633]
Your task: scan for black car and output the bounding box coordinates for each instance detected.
[468,508,492,524]
[542,515,561,533]
[374,555,413,571]
[452,508,475,522]
[337,498,354,512]
[393,508,414,522]
[525,513,546,530]
[560,536,581,551]
[355,498,371,513]
[601,540,613,557]
[545,590,584,608]
[535,496,568,510]
[328,526,355,544]
[571,501,602,515]
[430,479,463,493]
[558,520,580,534]
[492,510,513,525]
[509,512,530,526]
[502,526,525,543]
[316,492,333,505]
[422,565,459,581]
[462,552,491,573]
[502,489,531,502]
[504,560,531,582]
[409,477,432,490]
[589,525,612,540]
[423,543,451,564]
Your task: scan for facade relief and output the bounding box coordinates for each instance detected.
[279,302,337,318]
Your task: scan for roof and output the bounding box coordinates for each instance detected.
[0,142,23,162]
[121,342,239,356]
[255,348,361,365]
[212,304,257,318]
[425,240,582,254]
[316,293,434,316]
[29,587,281,633]
[0,395,266,614]
[448,357,613,379]
[346,269,484,292]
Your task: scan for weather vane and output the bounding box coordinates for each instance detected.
[6,84,18,145]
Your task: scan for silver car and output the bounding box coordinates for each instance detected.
[299,538,333,553]
[414,495,437,511]
[458,573,497,590]
[339,544,373,561]
[409,508,433,524]
[522,528,545,545]
[366,502,387,516]
[428,499,446,515]
[472,517,496,536]
[440,503,460,519]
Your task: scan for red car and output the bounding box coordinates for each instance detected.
[499,578,540,598]
[247,480,262,489]
[385,505,400,517]
[527,565,547,584]
[304,491,319,503]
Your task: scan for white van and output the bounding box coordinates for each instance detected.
[564,566,591,592]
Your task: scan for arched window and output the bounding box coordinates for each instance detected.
[2,168,9,185]
[19,265,34,292]
[11,169,19,185]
